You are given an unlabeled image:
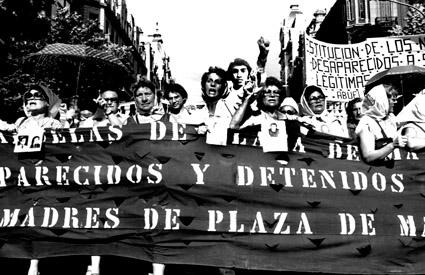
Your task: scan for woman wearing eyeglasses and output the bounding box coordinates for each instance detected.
[355,83,407,164]
[15,84,63,132]
[299,85,349,138]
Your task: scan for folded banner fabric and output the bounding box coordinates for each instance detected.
[0,123,424,274]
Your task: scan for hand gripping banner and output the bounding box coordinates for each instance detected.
[0,122,425,273]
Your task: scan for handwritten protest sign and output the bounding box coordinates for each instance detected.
[305,34,425,101]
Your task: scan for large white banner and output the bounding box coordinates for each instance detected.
[305,34,425,102]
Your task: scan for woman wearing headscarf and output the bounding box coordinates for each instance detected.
[15,83,63,131]
[279,97,299,116]
[299,85,349,138]
[397,93,425,151]
[355,84,406,163]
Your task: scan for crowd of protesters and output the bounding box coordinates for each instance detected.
[1,57,425,162]
[1,57,425,275]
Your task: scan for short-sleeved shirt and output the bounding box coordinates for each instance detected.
[355,114,397,140]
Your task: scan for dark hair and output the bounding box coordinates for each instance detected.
[227,58,252,78]
[346,97,362,123]
[201,66,227,100]
[257,77,285,110]
[303,85,324,100]
[131,79,156,98]
[163,83,188,100]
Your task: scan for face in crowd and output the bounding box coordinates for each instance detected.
[262,85,282,109]
[135,85,156,115]
[231,65,249,89]
[279,105,298,116]
[384,83,400,114]
[307,90,326,115]
[102,90,119,115]
[23,88,49,116]
[168,92,186,113]
[351,101,362,121]
[204,73,225,99]
[164,83,188,114]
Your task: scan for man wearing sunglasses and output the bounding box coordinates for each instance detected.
[79,90,127,128]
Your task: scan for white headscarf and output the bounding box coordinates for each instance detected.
[299,85,349,138]
[300,85,326,117]
[280,97,299,114]
[361,84,389,121]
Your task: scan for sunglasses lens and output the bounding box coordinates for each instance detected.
[24,91,45,102]
[282,110,296,115]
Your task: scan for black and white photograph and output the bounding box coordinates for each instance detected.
[1,0,425,274]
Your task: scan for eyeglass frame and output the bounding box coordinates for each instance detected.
[308,95,325,102]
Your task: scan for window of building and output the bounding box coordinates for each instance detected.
[346,0,355,21]
[379,1,392,17]
[358,0,367,21]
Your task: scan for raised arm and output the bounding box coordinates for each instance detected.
[229,92,257,130]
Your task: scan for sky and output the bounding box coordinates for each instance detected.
[126,0,336,102]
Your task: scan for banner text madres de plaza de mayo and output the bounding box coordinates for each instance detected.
[0,123,425,273]
[305,34,425,102]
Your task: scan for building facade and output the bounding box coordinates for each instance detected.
[51,0,171,84]
[279,0,410,100]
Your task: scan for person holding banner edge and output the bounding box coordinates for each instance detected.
[355,83,407,164]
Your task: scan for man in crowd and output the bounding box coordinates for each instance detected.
[225,58,255,115]
[80,90,127,127]
[163,83,207,125]
[163,83,188,123]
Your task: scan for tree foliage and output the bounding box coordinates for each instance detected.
[391,3,425,35]
[0,3,134,121]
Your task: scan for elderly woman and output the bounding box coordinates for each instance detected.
[279,97,299,116]
[229,76,299,151]
[355,83,407,164]
[16,84,63,131]
[397,93,425,151]
[229,76,286,129]
[299,85,349,138]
